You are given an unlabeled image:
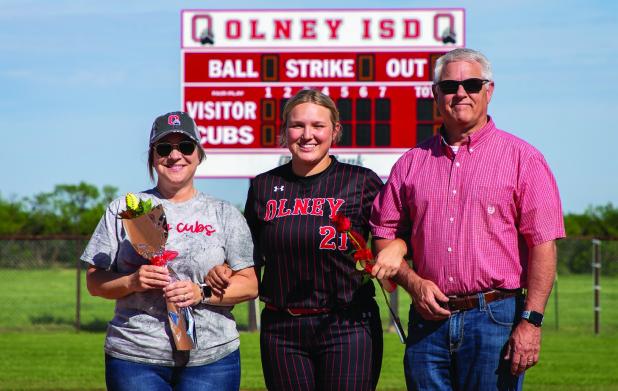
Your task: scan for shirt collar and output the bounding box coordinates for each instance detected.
[439,116,496,156]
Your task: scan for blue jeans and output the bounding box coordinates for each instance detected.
[105,349,240,391]
[404,294,524,391]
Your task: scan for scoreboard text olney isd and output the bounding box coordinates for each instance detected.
[181,9,465,177]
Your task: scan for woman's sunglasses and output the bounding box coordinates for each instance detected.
[435,78,490,95]
[154,141,196,157]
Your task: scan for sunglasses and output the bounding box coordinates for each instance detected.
[435,78,490,94]
[154,141,196,157]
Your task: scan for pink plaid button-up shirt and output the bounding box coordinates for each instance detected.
[370,118,565,295]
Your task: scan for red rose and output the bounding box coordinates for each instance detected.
[151,249,178,266]
[332,214,351,232]
[354,248,373,262]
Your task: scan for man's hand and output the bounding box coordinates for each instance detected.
[205,264,233,296]
[411,277,451,320]
[504,320,541,375]
[373,238,450,321]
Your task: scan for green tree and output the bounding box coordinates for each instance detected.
[0,195,29,235]
[562,203,618,275]
[564,203,618,238]
[1,182,118,236]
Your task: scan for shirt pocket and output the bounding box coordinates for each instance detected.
[472,185,515,231]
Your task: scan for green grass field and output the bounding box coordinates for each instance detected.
[0,269,616,390]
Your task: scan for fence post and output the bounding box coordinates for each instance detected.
[75,255,81,332]
[248,299,259,331]
[553,275,559,330]
[592,239,601,335]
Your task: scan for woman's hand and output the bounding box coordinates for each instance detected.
[130,265,170,292]
[371,238,407,279]
[205,264,233,297]
[164,280,201,308]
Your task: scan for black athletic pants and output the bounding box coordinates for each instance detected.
[260,299,383,391]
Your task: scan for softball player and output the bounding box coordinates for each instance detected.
[248,89,385,391]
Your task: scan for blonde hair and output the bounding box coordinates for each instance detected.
[280,89,341,147]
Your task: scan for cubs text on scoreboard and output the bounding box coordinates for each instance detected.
[181,9,465,177]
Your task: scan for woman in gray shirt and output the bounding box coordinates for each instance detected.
[82,111,257,391]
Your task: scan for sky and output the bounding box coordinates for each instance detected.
[1,0,616,213]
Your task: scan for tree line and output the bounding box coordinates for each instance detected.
[0,182,616,239]
[0,182,117,236]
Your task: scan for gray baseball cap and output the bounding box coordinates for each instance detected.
[149,111,200,145]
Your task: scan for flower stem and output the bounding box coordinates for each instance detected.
[346,230,363,251]
[377,280,407,344]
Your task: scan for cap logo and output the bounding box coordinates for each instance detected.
[168,114,181,126]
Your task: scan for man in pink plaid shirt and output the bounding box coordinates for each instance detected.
[369,48,565,390]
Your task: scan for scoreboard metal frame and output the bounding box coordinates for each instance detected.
[181,9,465,178]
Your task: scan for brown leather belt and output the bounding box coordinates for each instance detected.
[440,289,522,312]
[265,303,332,316]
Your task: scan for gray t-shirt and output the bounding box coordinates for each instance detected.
[81,189,254,367]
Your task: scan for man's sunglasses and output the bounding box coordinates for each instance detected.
[154,141,196,157]
[435,78,490,95]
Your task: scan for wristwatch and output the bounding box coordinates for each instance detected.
[521,310,544,327]
[199,283,212,303]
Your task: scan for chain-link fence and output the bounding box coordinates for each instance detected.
[0,237,616,334]
[558,237,618,275]
[0,236,87,269]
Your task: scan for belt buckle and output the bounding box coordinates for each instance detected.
[449,296,460,313]
[443,297,459,314]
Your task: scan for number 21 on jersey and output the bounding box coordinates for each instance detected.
[319,226,349,250]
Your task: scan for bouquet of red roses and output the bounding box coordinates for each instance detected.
[119,193,195,351]
[331,213,407,343]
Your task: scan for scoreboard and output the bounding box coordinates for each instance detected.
[181,9,465,177]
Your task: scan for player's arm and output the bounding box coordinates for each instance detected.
[201,265,259,306]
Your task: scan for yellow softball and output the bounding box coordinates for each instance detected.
[126,193,140,212]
